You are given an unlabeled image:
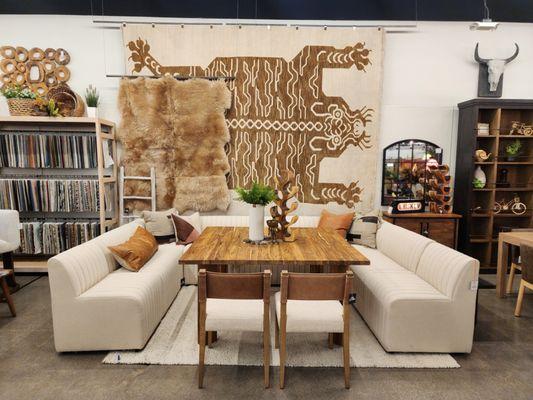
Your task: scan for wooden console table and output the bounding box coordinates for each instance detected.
[383,212,461,249]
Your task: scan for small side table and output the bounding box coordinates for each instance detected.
[0,270,16,317]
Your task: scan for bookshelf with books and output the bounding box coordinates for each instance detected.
[0,117,119,269]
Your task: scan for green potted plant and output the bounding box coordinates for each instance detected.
[505,139,522,162]
[236,182,275,241]
[85,85,99,118]
[35,97,61,117]
[0,84,37,116]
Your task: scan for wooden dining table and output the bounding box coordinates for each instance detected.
[496,231,533,298]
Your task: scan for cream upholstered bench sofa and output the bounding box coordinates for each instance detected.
[351,221,479,353]
[48,219,183,352]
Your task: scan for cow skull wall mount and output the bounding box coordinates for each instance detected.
[474,43,519,98]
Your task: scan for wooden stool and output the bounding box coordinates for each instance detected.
[0,270,16,317]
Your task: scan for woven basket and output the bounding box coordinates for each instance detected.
[7,98,37,116]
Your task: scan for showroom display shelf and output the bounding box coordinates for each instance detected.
[455,99,533,272]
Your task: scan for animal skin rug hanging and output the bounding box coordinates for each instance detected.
[117,76,232,213]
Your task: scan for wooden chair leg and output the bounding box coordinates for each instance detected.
[507,263,517,294]
[514,280,526,317]
[0,277,16,317]
[279,329,286,389]
[328,333,334,349]
[274,317,279,349]
[263,313,270,388]
[343,331,350,389]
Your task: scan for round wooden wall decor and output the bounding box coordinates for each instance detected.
[0,46,15,59]
[0,46,71,92]
[0,59,16,74]
[15,47,28,62]
[29,47,45,61]
[25,61,45,83]
[54,49,70,65]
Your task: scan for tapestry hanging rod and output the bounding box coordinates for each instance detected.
[105,74,236,81]
[92,17,417,30]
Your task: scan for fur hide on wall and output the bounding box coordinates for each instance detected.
[117,76,232,213]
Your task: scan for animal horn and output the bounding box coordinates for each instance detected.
[474,43,488,63]
[505,43,519,63]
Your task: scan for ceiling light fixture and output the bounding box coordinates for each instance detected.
[470,0,499,30]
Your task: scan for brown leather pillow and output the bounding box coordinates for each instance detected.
[318,210,355,238]
[108,226,158,272]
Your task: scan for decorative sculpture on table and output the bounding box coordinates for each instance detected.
[419,164,453,214]
[510,121,533,136]
[475,149,492,162]
[493,194,526,215]
[267,172,299,242]
[474,43,519,98]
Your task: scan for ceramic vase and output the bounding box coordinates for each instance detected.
[474,166,486,188]
[87,107,98,118]
[249,204,265,242]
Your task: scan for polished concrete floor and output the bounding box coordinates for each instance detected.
[1,274,532,400]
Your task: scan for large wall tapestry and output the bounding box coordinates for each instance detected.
[118,76,231,212]
[122,25,383,209]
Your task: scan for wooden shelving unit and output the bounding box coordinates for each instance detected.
[455,99,533,272]
[0,116,118,271]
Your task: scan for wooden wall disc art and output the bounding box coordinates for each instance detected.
[267,171,300,242]
[0,46,70,92]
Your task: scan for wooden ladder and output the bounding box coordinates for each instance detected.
[119,166,156,225]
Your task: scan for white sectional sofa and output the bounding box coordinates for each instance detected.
[351,221,479,353]
[48,219,183,352]
[48,214,478,354]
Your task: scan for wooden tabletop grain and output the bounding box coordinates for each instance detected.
[178,227,370,266]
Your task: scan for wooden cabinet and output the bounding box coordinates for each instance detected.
[454,99,533,271]
[383,212,461,249]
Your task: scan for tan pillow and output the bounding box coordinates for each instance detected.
[141,208,176,237]
[108,226,158,272]
[317,210,355,238]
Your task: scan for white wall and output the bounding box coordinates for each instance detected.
[1,15,532,210]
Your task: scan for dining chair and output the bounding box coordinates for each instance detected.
[197,269,271,388]
[0,269,16,317]
[514,244,533,317]
[506,228,533,294]
[275,270,353,389]
[0,209,21,288]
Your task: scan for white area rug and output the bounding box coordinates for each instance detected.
[103,286,459,368]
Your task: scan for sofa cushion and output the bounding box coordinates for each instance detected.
[416,242,479,298]
[318,209,355,237]
[142,208,176,237]
[352,267,448,304]
[351,244,406,274]
[201,215,249,227]
[79,262,177,343]
[205,298,264,332]
[108,226,159,272]
[293,215,319,228]
[274,291,343,333]
[92,219,145,273]
[376,221,433,272]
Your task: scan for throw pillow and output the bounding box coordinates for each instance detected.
[317,210,355,238]
[108,226,158,272]
[169,212,203,245]
[347,210,382,248]
[141,208,176,237]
